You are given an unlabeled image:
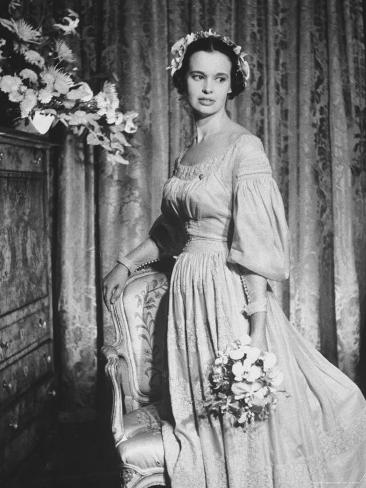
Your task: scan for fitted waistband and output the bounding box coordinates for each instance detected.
[182,236,229,253]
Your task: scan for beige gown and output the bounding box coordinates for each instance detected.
[149,133,366,488]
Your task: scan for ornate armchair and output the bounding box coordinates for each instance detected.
[102,259,174,488]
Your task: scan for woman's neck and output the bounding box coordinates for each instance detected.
[193,110,232,143]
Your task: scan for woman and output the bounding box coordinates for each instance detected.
[103,30,366,487]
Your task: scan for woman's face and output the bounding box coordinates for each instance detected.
[185,50,232,117]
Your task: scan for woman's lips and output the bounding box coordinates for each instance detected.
[199,98,215,105]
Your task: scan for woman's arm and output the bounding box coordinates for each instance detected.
[102,236,160,311]
[119,236,161,267]
[241,271,268,349]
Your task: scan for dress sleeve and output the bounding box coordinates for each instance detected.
[227,136,290,281]
[148,213,186,257]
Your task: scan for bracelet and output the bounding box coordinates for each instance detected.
[242,299,267,316]
[135,258,159,271]
[116,255,138,275]
[116,256,160,275]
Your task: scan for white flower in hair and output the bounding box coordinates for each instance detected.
[238,53,250,85]
[167,29,250,87]
[186,33,196,44]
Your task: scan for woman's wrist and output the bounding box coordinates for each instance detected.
[243,299,267,316]
[116,254,161,276]
[116,254,138,275]
[249,310,266,336]
[116,261,131,274]
[116,238,161,275]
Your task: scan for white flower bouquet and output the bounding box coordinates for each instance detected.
[0,1,138,164]
[205,335,288,430]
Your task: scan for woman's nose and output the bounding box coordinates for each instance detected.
[202,80,213,94]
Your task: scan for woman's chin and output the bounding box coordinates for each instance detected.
[191,103,224,118]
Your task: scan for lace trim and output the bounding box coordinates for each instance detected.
[317,404,366,457]
[230,454,327,487]
[169,405,366,486]
[174,157,221,179]
[235,162,272,179]
[170,451,328,487]
[174,133,257,180]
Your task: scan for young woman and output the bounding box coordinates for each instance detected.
[103,30,366,487]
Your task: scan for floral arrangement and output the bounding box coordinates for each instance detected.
[167,28,250,87]
[0,2,137,164]
[205,335,288,431]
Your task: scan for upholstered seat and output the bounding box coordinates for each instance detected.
[117,405,165,487]
[102,259,174,488]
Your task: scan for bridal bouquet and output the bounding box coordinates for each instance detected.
[0,1,138,164]
[205,335,287,431]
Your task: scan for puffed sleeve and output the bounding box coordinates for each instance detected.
[227,136,290,281]
[148,213,186,257]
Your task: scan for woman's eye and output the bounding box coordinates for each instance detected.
[191,74,227,82]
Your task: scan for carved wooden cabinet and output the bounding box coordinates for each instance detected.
[0,129,56,482]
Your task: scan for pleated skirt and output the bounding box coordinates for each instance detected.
[161,239,366,488]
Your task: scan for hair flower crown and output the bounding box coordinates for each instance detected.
[167,28,250,87]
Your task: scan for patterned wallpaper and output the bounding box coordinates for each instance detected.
[6,0,365,415]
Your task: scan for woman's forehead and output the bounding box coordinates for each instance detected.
[188,50,231,73]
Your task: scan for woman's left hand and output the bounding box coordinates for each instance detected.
[249,330,268,352]
[248,311,268,351]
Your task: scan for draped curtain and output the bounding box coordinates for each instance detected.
[23,0,366,417]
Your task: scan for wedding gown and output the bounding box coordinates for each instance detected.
[149,132,366,488]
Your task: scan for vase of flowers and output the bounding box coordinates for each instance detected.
[30,111,55,134]
[0,2,138,164]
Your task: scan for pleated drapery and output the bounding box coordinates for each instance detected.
[22,0,366,416]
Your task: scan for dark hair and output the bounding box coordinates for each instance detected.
[172,36,246,100]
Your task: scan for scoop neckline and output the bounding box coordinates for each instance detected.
[177,132,257,169]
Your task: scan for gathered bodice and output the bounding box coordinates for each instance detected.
[161,134,263,242]
[150,133,290,281]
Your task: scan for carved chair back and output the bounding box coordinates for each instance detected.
[110,261,172,413]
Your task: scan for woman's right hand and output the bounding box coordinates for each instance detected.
[102,263,129,312]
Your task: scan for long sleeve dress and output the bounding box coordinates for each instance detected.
[148,133,366,488]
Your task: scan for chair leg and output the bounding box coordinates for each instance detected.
[121,466,135,487]
[120,465,166,488]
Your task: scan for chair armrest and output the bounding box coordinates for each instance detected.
[102,256,174,447]
[101,345,127,446]
[107,259,173,406]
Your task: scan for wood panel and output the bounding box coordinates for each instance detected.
[0,375,55,450]
[0,302,50,363]
[0,405,54,478]
[0,143,44,173]
[0,340,53,406]
[0,128,57,482]
[0,164,48,316]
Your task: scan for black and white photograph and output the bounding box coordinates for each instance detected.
[0,0,365,487]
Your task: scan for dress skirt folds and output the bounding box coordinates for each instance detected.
[148,133,366,488]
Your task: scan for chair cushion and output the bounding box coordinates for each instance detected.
[118,405,166,471]
[117,429,165,470]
